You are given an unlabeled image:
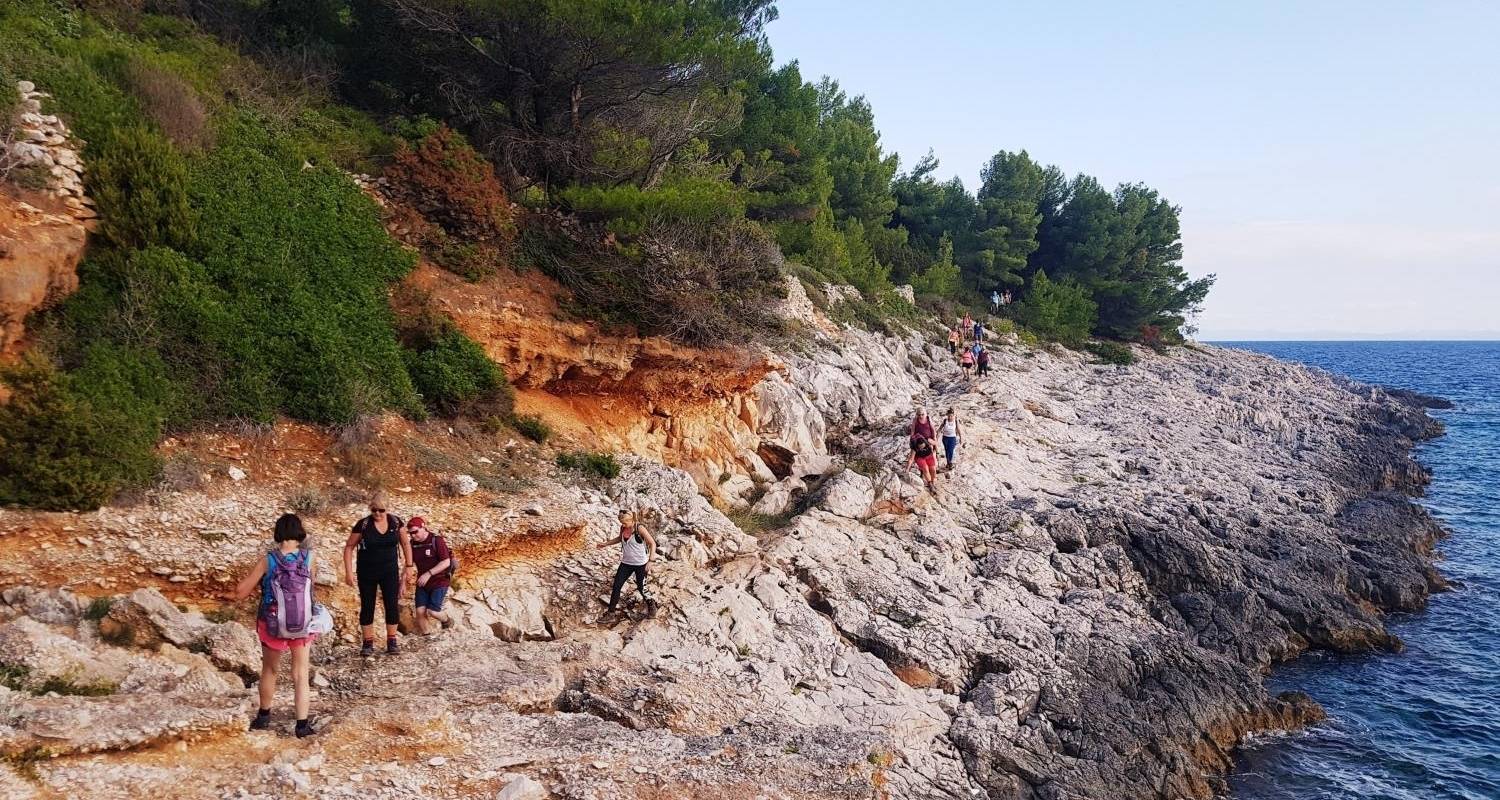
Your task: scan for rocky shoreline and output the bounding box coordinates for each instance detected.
[0,327,1447,799]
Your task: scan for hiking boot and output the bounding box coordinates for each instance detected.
[386,637,400,655]
[249,711,271,731]
[294,719,315,738]
[359,640,374,658]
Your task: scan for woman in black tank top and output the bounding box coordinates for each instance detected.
[342,491,413,656]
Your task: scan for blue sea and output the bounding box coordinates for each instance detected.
[1215,342,1500,800]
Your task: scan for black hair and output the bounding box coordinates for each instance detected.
[273,513,308,543]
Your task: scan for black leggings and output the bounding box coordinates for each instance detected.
[608,563,649,610]
[358,569,401,627]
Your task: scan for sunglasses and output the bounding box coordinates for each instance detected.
[371,507,386,513]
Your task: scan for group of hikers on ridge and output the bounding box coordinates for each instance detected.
[907,407,963,495]
[229,491,657,737]
[947,312,992,382]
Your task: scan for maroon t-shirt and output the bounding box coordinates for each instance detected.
[411,534,452,589]
[912,418,935,440]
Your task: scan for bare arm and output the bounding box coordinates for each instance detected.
[641,528,657,561]
[596,529,625,549]
[343,530,362,587]
[232,556,268,601]
[399,528,415,583]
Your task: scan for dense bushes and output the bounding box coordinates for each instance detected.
[1014,270,1096,347]
[0,356,156,510]
[402,323,511,418]
[89,125,196,251]
[1084,340,1136,366]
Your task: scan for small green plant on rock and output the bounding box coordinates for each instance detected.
[3,746,50,783]
[555,451,620,480]
[83,596,114,621]
[286,485,328,516]
[509,414,551,443]
[36,672,116,697]
[0,663,30,691]
[1084,340,1135,366]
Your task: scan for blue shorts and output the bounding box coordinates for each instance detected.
[414,585,448,611]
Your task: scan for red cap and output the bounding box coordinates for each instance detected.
[408,516,426,531]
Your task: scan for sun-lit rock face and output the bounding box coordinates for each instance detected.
[0,261,1445,798]
[0,195,85,359]
[1,80,93,359]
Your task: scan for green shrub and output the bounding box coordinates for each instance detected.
[560,176,743,238]
[510,414,551,443]
[556,451,620,480]
[1015,270,1097,347]
[1084,340,1135,365]
[432,238,502,282]
[286,485,328,516]
[403,325,510,418]
[0,355,154,510]
[89,124,196,251]
[184,116,424,423]
[84,596,114,621]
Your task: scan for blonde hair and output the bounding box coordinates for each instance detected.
[369,490,389,509]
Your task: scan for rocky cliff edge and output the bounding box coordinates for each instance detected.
[0,312,1446,800]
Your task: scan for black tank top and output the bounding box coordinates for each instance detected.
[354,514,402,573]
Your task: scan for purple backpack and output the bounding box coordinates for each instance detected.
[262,550,313,639]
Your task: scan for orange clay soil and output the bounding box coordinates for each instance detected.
[403,261,779,494]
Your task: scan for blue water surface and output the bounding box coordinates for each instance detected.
[1216,342,1500,800]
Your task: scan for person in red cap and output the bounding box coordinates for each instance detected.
[407,516,454,635]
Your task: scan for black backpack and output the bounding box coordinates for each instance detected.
[435,534,458,580]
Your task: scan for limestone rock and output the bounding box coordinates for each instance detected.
[815,470,874,519]
[98,588,258,681]
[495,774,547,800]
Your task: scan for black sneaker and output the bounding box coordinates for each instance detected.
[294,719,315,738]
[386,637,400,655]
[360,640,374,657]
[250,711,271,731]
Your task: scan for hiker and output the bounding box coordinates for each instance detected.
[991,290,1001,313]
[597,509,655,616]
[947,326,961,355]
[940,408,962,470]
[232,513,318,738]
[344,491,413,656]
[961,311,973,335]
[408,516,453,635]
[959,347,975,379]
[907,432,939,494]
[976,344,991,378]
[912,408,935,441]
[1002,290,1013,307]
[973,319,985,343]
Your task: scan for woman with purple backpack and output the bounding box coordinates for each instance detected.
[232,513,319,738]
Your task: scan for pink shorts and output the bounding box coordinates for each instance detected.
[256,618,317,651]
[916,454,936,471]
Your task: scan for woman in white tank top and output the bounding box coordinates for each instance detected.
[597,510,656,616]
[940,408,962,470]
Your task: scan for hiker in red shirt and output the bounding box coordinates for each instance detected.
[407,517,453,635]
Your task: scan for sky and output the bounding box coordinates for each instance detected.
[764,0,1500,340]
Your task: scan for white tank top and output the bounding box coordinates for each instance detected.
[621,527,649,566]
[942,419,958,437]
